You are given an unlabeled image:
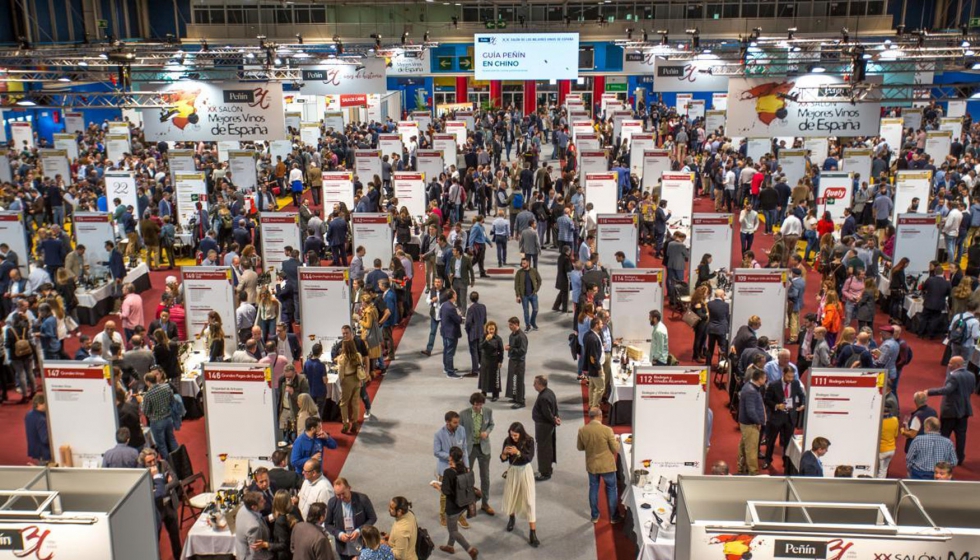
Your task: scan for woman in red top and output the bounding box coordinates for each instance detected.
[816,210,835,240]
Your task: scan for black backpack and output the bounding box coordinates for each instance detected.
[416,525,435,560]
[453,471,477,508]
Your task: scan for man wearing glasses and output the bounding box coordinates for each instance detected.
[295,458,333,522]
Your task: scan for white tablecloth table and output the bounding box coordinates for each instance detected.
[75,262,150,309]
[878,273,891,297]
[608,370,634,407]
[904,295,924,319]
[787,434,804,473]
[181,512,234,560]
[618,434,676,560]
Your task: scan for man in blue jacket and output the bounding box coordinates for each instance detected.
[290,416,338,475]
[737,369,767,475]
[799,437,831,476]
[440,290,463,379]
[25,394,50,464]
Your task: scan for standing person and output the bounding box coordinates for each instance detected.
[324,478,378,560]
[138,371,179,460]
[504,317,529,408]
[947,302,980,362]
[141,448,183,560]
[582,315,604,409]
[465,292,487,377]
[384,497,418,560]
[739,202,759,255]
[24,394,50,464]
[420,277,446,357]
[925,356,975,466]
[514,257,542,332]
[500,422,539,548]
[478,321,504,401]
[665,232,688,303]
[120,283,144,346]
[291,502,335,560]
[460,392,495,516]
[519,220,541,269]
[879,401,901,478]
[762,367,806,472]
[234,491,273,560]
[552,245,573,313]
[648,310,669,366]
[433,411,470,528]
[705,290,729,367]
[737,369,767,475]
[906,418,958,479]
[447,247,475,315]
[440,290,464,379]
[335,339,363,435]
[531,375,560,482]
[297,458,334,521]
[902,391,938,452]
[577,407,623,524]
[432,447,480,559]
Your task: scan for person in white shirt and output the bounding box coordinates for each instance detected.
[942,203,963,264]
[94,321,125,360]
[739,203,759,254]
[780,213,804,257]
[296,458,334,521]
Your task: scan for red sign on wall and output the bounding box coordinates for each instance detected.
[340,94,368,107]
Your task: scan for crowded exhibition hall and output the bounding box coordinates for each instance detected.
[2,1,980,559]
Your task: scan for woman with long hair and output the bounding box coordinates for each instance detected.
[432,446,479,559]
[395,206,413,247]
[268,490,296,560]
[816,233,835,274]
[576,303,596,381]
[359,526,397,560]
[479,321,505,401]
[389,256,409,321]
[54,268,79,325]
[952,275,974,317]
[695,253,716,287]
[690,285,710,362]
[295,393,320,437]
[855,278,878,332]
[500,422,538,547]
[202,311,226,362]
[336,339,362,434]
[842,268,866,327]
[810,211,834,262]
[359,292,384,372]
[887,257,910,320]
[256,286,281,343]
[821,291,845,348]
[45,296,71,359]
[152,329,181,381]
[241,244,261,271]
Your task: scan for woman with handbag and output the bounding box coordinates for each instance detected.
[359,292,384,373]
[336,339,363,434]
[689,285,710,363]
[479,321,505,402]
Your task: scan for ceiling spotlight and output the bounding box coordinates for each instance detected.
[99,52,108,59]
[787,27,797,40]
[809,64,826,73]
[840,27,850,43]
[57,76,70,82]
[16,99,35,106]
[274,57,282,66]
[78,60,88,66]
[296,33,303,45]
[402,31,409,44]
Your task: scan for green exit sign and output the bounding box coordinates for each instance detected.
[971,17,980,27]
[97,19,108,29]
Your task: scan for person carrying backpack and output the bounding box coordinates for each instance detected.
[948,303,980,363]
[431,446,479,559]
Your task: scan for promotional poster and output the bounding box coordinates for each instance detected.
[142,81,285,142]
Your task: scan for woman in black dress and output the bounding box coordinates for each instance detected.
[479,321,504,401]
[552,245,572,312]
[690,285,709,362]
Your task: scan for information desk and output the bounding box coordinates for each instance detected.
[618,434,676,560]
[76,262,151,325]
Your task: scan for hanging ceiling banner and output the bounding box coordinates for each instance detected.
[803,368,885,477]
[42,361,116,468]
[300,59,387,95]
[142,81,286,142]
[689,214,733,289]
[726,76,881,138]
[609,268,663,348]
[631,366,708,480]
[620,53,729,92]
[474,33,580,80]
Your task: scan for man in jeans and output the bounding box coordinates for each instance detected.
[138,372,179,460]
[421,278,447,357]
[577,407,623,524]
[514,257,542,331]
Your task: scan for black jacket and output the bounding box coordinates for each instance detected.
[582,330,603,377]
[763,378,806,426]
[706,298,730,336]
[922,275,951,312]
[324,492,378,556]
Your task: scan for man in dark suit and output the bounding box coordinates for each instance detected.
[247,467,275,517]
[267,449,303,492]
[447,246,475,313]
[272,322,302,362]
[324,477,378,560]
[464,292,487,376]
[326,212,349,266]
[531,375,560,481]
[799,437,830,476]
[920,262,951,338]
[705,289,730,367]
[440,290,463,378]
[148,310,180,341]
[926,356,976,465]
[763,367,806,471]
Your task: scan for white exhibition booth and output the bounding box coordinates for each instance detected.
[0,467,159,560]
[181,267,236,350]
[841,147,873,183]
[432,134,458,165]
[72,212,114,273]
[393,171,426,218]
[730,269,788,346]
[596,214,639,264]
[816,171,854,224]
[802,368,885,477]
[322,171,354,212]
[259,212,302,273]
[629,133,657,181]
[202,362,276,490]
[893,170,932,221]
[584,172,619,215]
[609,268,664,349]
[894,213,941,279]
[355,150,382,183]
[416,150,444,189]
[352,213,393,268]
[660,172,695,247]
[579,151,609,177]
[41,362,116,468]
[641,150,672,194]
[0,211,29,276]
[689,214,733,289]
[631,366,709,479]
[298,267,352,357]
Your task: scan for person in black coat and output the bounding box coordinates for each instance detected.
[464,292,487,376]
[762,367,807,471]
[552,246,572,313]
[115,388,146,449]
[479,322,505,401]
[324,478,378,559]
[705,290,730,367]
[440,292,463,377]
[530,375,560,481]
[920,263,951,338]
